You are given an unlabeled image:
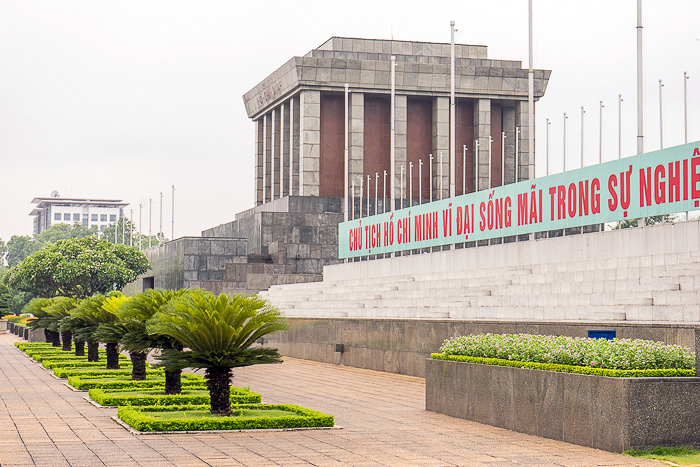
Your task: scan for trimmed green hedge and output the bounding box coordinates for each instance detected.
[431,353,696,377]
[34,353,126,362]
[15,342,52,349]
[43,360,133,370]
[54,367,163,379]
[89,387,261,406]
[68,373,205,390]
[117,404,334,432]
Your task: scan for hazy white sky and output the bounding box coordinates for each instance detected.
[1,0,698,243]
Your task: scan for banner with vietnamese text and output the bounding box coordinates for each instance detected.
[338,141,700,258]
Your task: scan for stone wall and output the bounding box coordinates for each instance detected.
[267,318,698,378]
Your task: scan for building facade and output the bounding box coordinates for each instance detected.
[244,37,551,207]
[30,194,127,235]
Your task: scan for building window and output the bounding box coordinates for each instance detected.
[110,214,117,222]
[82,214,88,227]
[100,225,106,232]
[91,214,98,222]
[100,214,107,222]
[54,213,61,221]
[73,214,80,222]
[64,213,71,221]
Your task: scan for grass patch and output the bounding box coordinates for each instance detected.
[89,387,261,406]
[117,404,334,432]
[33,352,125,362]
[68,373,205,390]
[624,446,700,465]
[15,342,53,350]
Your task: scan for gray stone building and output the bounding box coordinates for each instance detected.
[245,36,550,205]
[126,36,551,295]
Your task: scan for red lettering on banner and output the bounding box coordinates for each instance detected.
[548,187,557,221]
[692,156,700,204]
[654,164,666,204]
[608,174,619,211]
[668,161,681,202]
[639,167,652,207]
[591,179,601,214]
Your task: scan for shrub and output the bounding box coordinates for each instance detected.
[89,386,261,406]
[431,353,695,377]
[439,333,694,370]
[117,404,334,432]
[43,360,132,370]
[15,342,52,350]
[54,367,163,379]
[68,373,205,390]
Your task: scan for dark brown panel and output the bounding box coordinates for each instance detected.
[406,98,432,199]
[320,93,345,197]
[491,103,503,187]
[456,100,475,195]
[363,96,390,199]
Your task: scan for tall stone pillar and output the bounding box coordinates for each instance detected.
[515,100,531,181]
[281,101,290,197]
[291,95,300,196]
[474,99,491,190]
[255,118,263,206]
[503,106,517,184]
[349,92,365,205]
[432,97,449,199]
[394,94,407,204]
[272,107,281,199]
[299,90,321,196]
[263,113,272,202]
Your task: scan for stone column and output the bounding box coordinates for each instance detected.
[299,90,321,196]
[255,118,263,206]
[503,106,517,184]
[395,94,407,204]
[432,97,449,200]
[474,98,491,190]
[263,113,271,203]
[695,328,700,377]
[282,101,290,197]
[349,92,364,202]
[515,100,531,181]
[291,95,300,196]
[272,107,281,199]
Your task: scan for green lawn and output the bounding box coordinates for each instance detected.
[624,446,700,465]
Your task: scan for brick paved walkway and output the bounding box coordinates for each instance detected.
[0,333,660,467]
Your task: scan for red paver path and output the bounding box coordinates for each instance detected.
[0,333,661,467]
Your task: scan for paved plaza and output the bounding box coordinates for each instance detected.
[0,334,660,467]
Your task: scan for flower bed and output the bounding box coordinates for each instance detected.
[89,386,261,406]
[68,373,205,390]
[117,404,334,432]
[438,333,694,371]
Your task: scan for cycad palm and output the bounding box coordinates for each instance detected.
[117,289,190,391]
[148,290,288,415]
[44,297,80,351]
[25,298,59,346]
[72,293,126,368]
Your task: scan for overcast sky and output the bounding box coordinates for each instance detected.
[1,0,698,243]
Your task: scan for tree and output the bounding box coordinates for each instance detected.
[44,297,80,351]
[148,290,288,415]
[102,217,166,249]
[6,223,98,268]
[0,238,7,267]
[615,214,675,230]
[6,236,150,299]
[0,283,10,316]
[7,235,35,268]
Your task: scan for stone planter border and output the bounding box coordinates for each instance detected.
[426,358,700,452]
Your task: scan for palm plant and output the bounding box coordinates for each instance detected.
[24,297,59,346]
[44,297,80,351]
[148,290,288,415]
[72,293,126,368]
[117,288,190,389]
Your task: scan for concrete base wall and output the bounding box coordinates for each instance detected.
[426,358,700,452]
[268,318,698,378]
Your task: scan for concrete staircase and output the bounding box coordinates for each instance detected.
[261,222,700,323]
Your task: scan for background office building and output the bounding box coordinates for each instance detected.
[30,192,127,235]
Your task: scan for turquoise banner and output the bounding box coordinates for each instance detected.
[339,141,700,258]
